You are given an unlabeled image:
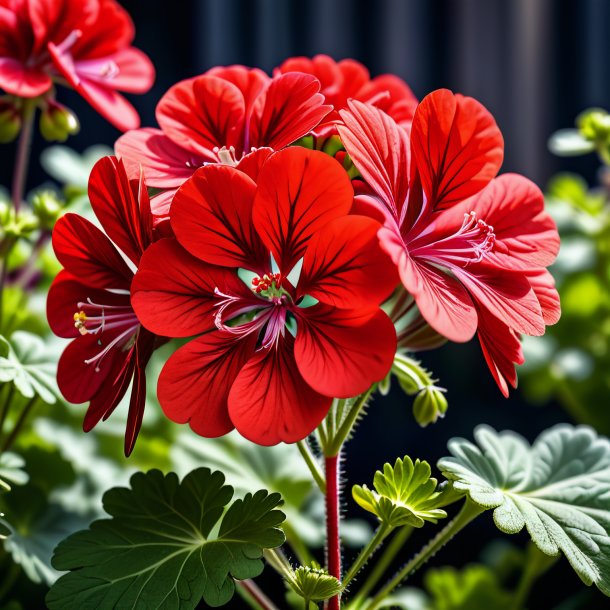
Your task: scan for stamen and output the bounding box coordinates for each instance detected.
[251,272,283,295]
[215,145,239,166]
[55,29,83,54]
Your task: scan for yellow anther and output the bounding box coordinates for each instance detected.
[73,311,88,335]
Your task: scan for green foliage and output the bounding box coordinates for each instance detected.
[0,452,28,492]
[287,564,342,603]
[423,565,512,610]
[46,468,286,609]
[0,331,59,403]
[353,456,447,528]
[438,424,610,596]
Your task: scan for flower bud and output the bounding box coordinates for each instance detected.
[39,101,80,142]
[577,108,610,143]
[0,97,22,143]
[32,190,63,230]
[413,385,448,427]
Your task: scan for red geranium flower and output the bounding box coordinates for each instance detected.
[131,147,397,445]
[47,156,157,455]
[274,54,418,136]
[115,65,332,219]
[337,92,560,395]
[0,0,154,131]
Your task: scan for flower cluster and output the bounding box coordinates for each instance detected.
[44,54,560,452]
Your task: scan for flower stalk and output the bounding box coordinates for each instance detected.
[11,100,36,213]
[325,453,342,610]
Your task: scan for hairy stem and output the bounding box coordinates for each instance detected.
[326,387,373,457]
[351,525,413,607]
[11,100,36,213]
[342,524,391,591]
[297,438,326,494]
[325,453,342,610]
[365,499,485,610]
[1,395,38,452]
[237,579,280,610]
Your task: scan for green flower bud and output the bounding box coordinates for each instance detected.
[413,385,448,427]
[39,101,80,142]
[0,97,22,143]
[32,190,63,230]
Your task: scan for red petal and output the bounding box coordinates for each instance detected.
[131,238,250,337]
[115,127,195,189]
[411,89,504,209]
[88,156,150,265]
[476,306,524,398]
[47,270,131,338]
[52,213,132,289]
[338,100,409,220]
[158,332,257,438]
[248,72,331,150]
[156,74,245,160]
[298,215,397,309]
[235,147,273,182]
[0,58,51,97]
[393,234,477,342]
[206,65,269,114]
[57,332,126,404]
[295,305,396,398]
[528,269,561,325]
[454,263,545,336]
[228,334,330,445]
[171,165,269,272]
[359,74,418,127]
[252,148,353,273]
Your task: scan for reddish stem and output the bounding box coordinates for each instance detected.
[325,453,341,610]
[11,101,36,213]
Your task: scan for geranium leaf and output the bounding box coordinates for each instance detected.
[438,424,610,596]
[46,468,286,609]
[0,452,28,493]
[0,331,59,404]
[353,456,447,528]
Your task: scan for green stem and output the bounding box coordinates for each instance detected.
[351,526,413,608]
[364,499,485,610]
[283,521,314,566]
[11,100,36,213]
[263,548,294,582]
[342,524,391,591]
[236,579,280,610]
[1,395,37,452]
[0,384,15,441]
[297,438,326,494]
[510,544,558,610]
[0,559,20,603]
[326,387,373,457]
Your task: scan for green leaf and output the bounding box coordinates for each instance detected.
[0,452,29,492]
[353,456,447,528]
[40,145,112,189]
[548,129,596,156]
[287,564,342,602]
[46,468,286,609]
[0,334,9,358]
[423,565,512,610]
[438,424,610,596]
[376,587,430,609]
[0,331,59,403]
[0,514,9,539]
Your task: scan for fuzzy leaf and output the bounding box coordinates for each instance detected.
[353,456,447,528]
[0,452,28,493]
[438,424,610,596]
[0,331,59,404]
[46,468,286,609]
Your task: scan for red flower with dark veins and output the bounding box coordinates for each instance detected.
[131,147,398,445]
[274,54,418,136]
[0,0,154,131]
[115,65,332,220]
[47,156,158,455]
[337,92,560,395]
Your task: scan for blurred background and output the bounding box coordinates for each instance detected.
[1,1,609,608]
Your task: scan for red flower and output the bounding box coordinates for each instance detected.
[274,54,418,136]
[0,0,154,131]
[337,92,560,395]
[47,156,157,455]
[115,65,332,220]
[132,147,397,445]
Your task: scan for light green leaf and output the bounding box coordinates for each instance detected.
[423,565,512,610]
[548,129,596,156]
[0,331,59,403]
[287,564,342,603]
[46,468,286,609]
[376,587,430,609]
[0,452,29,492]
[40,145,112,188]
[438,424,610,596]
[353,456,447,528]
[0,334,9,358]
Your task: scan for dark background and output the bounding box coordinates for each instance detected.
[2,1,609,607]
